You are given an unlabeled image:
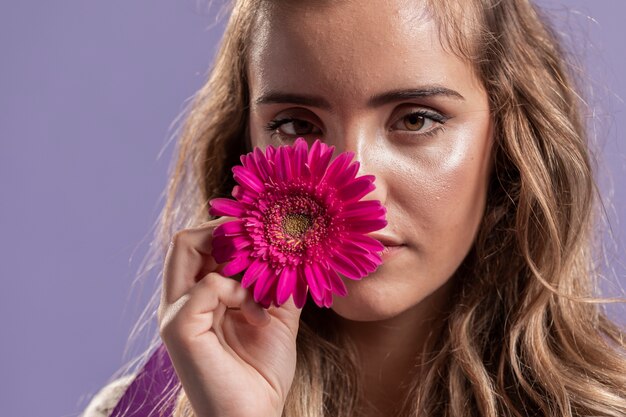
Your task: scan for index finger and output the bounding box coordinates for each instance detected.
[161,216,237,305]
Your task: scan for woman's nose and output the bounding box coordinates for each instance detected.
[326,129,387,205]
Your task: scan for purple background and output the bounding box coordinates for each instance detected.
[1,1,624,417]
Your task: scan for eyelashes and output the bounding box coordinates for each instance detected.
[264,110,450,141]
[264,117,321,137]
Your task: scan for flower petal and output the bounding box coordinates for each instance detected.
[253,147,273,180]
[310,261,332,291]
[328,250,364,280]
[345,218,388,234]
[254,268,278,304]
[366,252,383,264]
[271,146,285,182]
[349,252,379,274]
[337,200,386,221]
[293,267,308,308]
[327,268,348,296]
[293,137,309,179]
[213,235,251,251]
[279,145,294,181]
[208,198,246,217]
[322,151,354,185]
[239,153,250,171]
[310,292,324,308]
[332,160,360,188]
[307,138,321,168]
[337,176,376,203]
[232,165,265,194]
[211,246,233,264]
[276,265,297,305]
[309,139,334,180]
[360,253,383,275]
[212,220,246,238]
[344,232,385,252]
[241,257,269,289]
[339,238,371,256]
[323,288,334,307]
[303,262,323,302]
[307,276,325,307]
[242,151,264,183]
[339,249,368,276]
[231,185,257,205]
[259,275,279,309]
[265,145,276,162]
[212,235,252,263]
[222,250,253,277]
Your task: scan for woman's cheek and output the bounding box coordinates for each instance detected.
[403,126,491,268]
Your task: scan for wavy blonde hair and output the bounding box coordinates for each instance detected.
[104,0,626,416]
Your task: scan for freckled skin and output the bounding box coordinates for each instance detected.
[247,0,493,322]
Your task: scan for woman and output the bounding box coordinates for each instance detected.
[82,0,626,416]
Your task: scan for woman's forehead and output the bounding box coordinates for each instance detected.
[249,0,480,60]
[247,0,483,110]
[249,0,433,67]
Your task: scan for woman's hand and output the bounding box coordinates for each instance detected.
[157,216,304,417]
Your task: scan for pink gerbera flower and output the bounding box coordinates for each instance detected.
[208,137,387,309]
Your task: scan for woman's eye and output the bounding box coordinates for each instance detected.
[264,117,322,140]
[391,110,449,137]
[264,110,448,141]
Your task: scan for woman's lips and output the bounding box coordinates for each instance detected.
[380,244,406,261]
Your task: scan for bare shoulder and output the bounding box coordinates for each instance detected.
[81,374,136,417]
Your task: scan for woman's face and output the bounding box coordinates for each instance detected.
[246,0,493,321]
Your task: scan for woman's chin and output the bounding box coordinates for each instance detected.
[329,277,414,322]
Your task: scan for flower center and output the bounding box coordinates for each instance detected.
[263,191,331,257]
[282,213,312,238]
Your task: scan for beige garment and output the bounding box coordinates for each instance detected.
[81,374,136,417]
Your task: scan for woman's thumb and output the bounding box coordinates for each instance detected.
[267,296,305,338]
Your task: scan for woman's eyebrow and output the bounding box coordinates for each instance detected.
[254,85,465,111]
